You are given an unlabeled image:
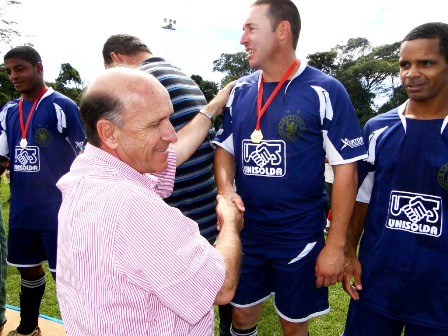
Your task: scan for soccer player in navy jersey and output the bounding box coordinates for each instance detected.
[0,46,86,336]
[213,1,366,335]
[343,22,448,336]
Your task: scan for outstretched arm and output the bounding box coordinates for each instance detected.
[213,195,244,305]
[214,147,245,217]
[315,162,357,288]
[173,82,234,167]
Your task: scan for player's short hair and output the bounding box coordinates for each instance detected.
[402,22,448,62]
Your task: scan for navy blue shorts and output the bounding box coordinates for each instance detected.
[231,234,329,321]
[344,299,448,336]
[7,227,57,272]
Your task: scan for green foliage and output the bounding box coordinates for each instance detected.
[307,38,405,126]
[51,63,84,104]
[56,63,83,88]
[191,74,219,102]
[0,63,17,106]
[377,86,407,114]
[212,52,254,87]
[191,74,224,130]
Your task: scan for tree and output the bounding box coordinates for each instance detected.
[307,38,403,126]
[48,63,84,104]
[0,63,16,106]
[191,74,218,102]
[212,52,254,87]
[55,63,83,89]
[190,74,224,130]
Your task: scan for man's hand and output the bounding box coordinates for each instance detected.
[215,194,244,233]
[342,250,362,300]
[206,81,236,120]
[315,244,345,288]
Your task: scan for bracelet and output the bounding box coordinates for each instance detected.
[199,108,214,122]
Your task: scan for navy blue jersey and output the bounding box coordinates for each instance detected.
[0,88,86,229]
[139,57,218,242]
[356,102,448,330]
[213,63,366,242]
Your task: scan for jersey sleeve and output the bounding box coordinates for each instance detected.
[355,120,387,204]
[54,98,86,154]
[212,85,237,155]
[0,102,15,159]
[317,81,367,165]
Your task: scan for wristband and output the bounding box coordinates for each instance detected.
[199,108,214,122]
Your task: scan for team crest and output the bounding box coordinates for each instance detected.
[278,114,305,142]
[34,128,52,147]
[438,163,448,191]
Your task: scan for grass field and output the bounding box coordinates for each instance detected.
[1,178,351,335]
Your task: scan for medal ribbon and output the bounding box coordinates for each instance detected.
[18,87,48,142]
[255,59,299,131]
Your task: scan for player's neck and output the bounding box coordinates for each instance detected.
[262,55,299,82]
[21,84,46,101]
[405,94,448,120]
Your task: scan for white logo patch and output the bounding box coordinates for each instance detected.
[14,146,40,172]
[386,190,442,237]
[341,136,364,150]
[242,139,286,177]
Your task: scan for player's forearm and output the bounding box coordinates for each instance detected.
[173,83,234,167]
[213,225,242,305]
[345,201,368,255]
[326,162,358,250]
[214,147,236,196]
[173,112,214,167]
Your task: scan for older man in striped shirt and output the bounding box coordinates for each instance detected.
[56,67,243,336]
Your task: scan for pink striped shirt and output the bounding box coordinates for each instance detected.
[56,144,225,336]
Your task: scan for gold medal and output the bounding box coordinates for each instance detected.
[251,129,263,143]
[20,138,28,148]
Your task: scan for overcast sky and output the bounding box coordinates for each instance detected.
[4,0,448,86]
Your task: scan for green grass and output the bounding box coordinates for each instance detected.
[1,179,351,335]
[214,284,349,335]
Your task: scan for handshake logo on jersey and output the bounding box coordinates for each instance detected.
[242,139,285,177]
[386,190,442,237]
[14,146,40,172]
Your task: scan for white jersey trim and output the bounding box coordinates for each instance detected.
[357,171,375,203]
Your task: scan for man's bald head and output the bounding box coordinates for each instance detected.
[80,67,171,147]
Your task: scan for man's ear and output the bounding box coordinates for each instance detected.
[97,119,120,150]
[37,62,44,75]
[277,21,291,42]
[109,52,121,64]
